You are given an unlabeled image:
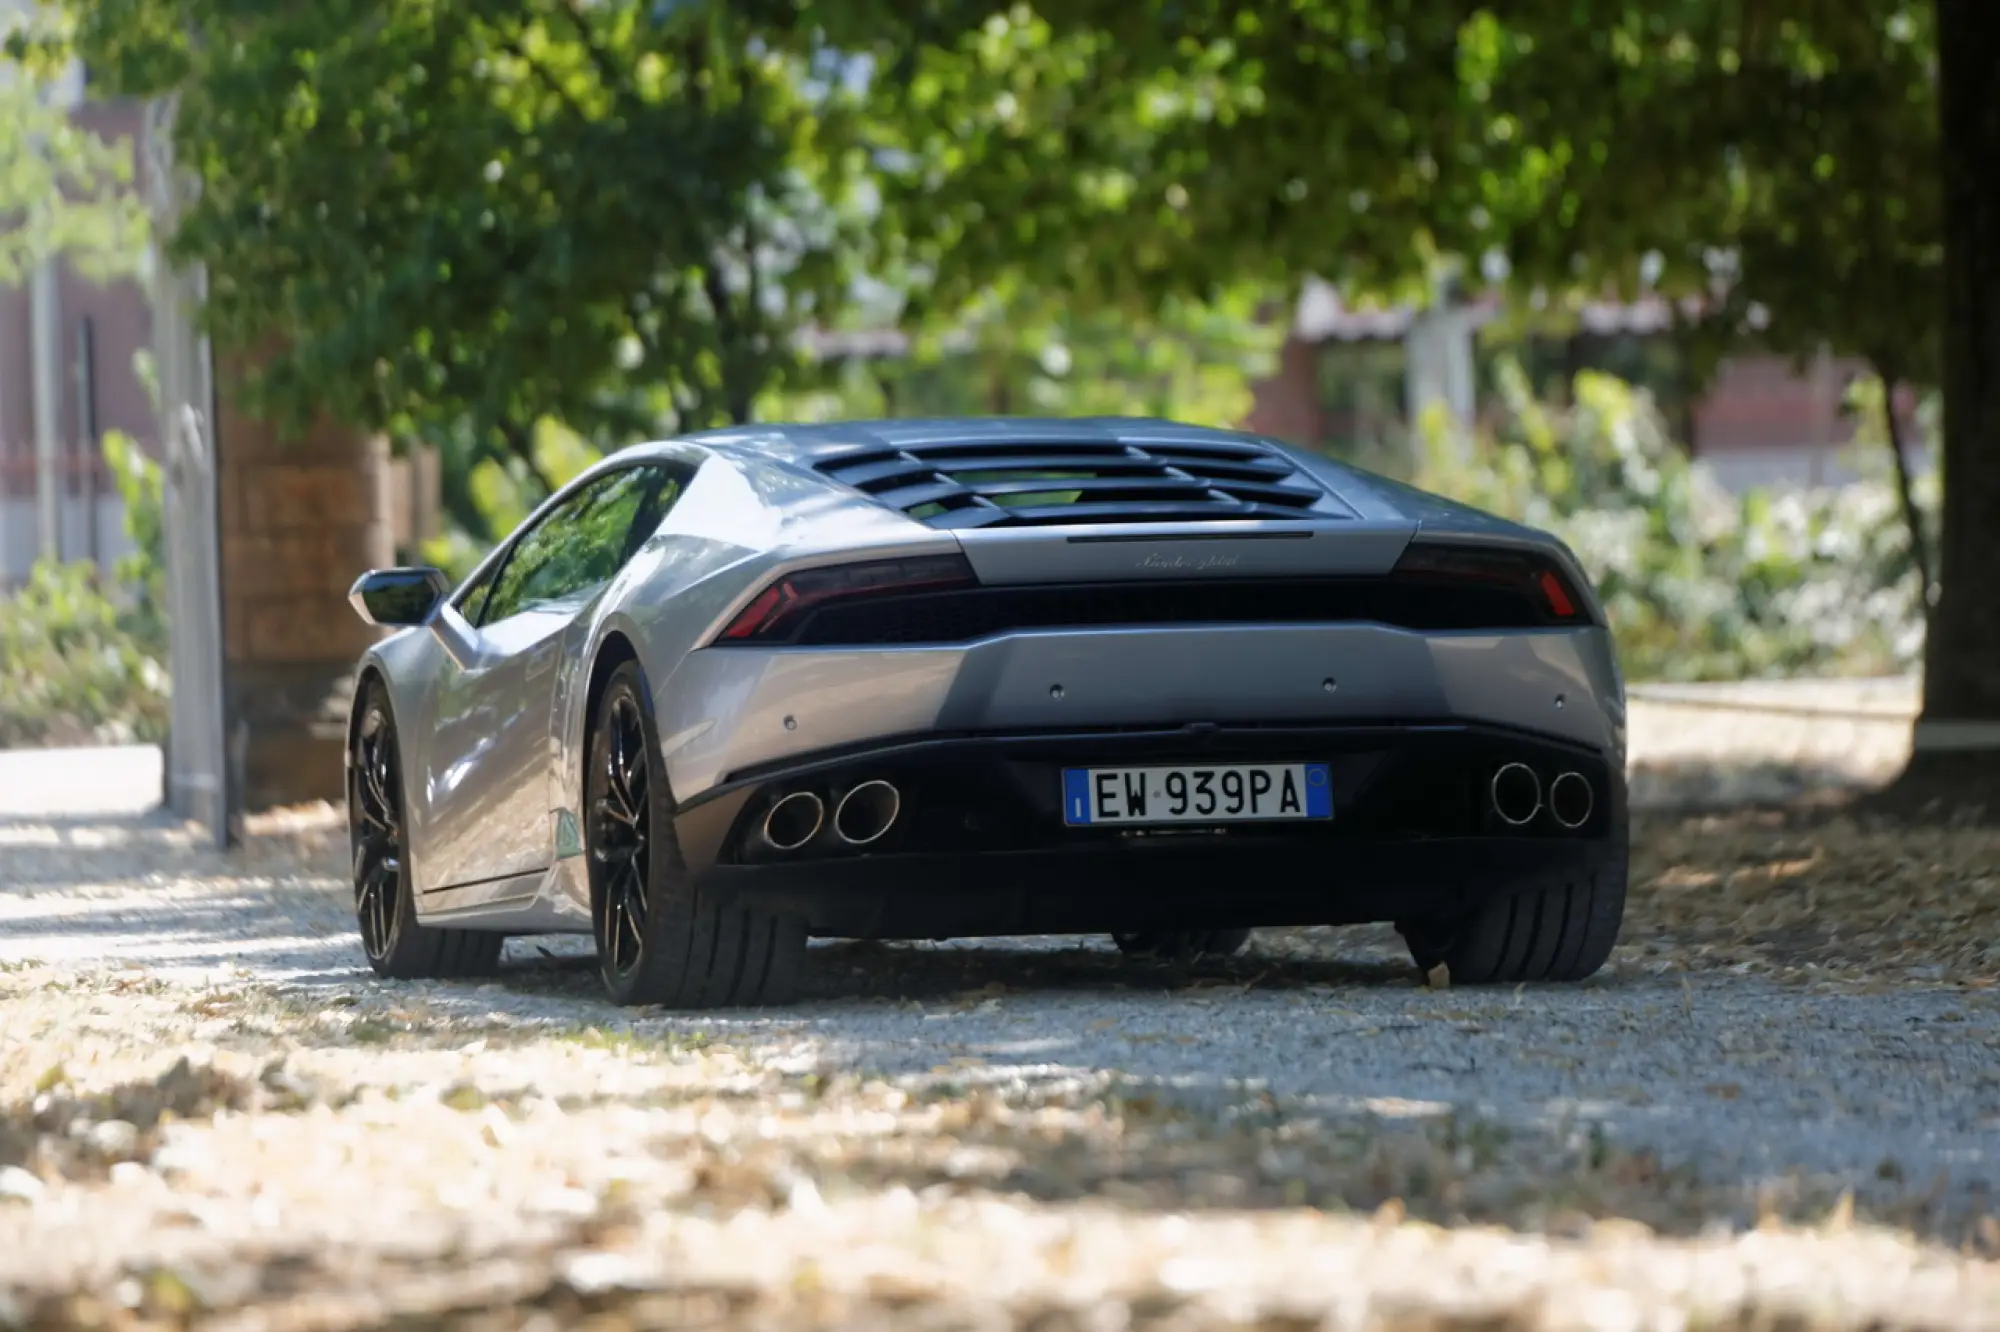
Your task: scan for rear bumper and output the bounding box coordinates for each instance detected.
[672,721,1624,939]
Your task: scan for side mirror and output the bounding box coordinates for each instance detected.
[348,566,450,628]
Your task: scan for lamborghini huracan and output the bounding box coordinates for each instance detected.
[345,416,1628,1007]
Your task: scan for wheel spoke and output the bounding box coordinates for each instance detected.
[371,863,395,955]
[357,872,381,948]
[362,741,392,821]
[616,867,645,969]
[595,785,637,830]
[607,884,629,973]
[621,861,648,931]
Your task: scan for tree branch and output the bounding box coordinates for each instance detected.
[495,418,559,498]
[1871,355,1933,607]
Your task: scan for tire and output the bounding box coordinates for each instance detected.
[1396,813,1629,985]
[586,660,806,1008]
[348,686,504,981]
[1112,928,1254,960]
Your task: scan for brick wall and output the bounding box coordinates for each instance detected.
[213,363,392,807]
[1243,333,1906,485]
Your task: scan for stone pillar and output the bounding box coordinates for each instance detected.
[215,371,391,811]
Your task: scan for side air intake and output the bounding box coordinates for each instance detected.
[813,438,1343,529]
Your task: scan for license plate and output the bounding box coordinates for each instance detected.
[1061,762,1332,826]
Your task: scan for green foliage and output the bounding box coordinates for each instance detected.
[1400,361,1931,682]
[68,0,869,473]
[0,432,171,748]
[0,15,148,285]
[101,430,167,650]
[0,561,170,748]
[842,2,1937,389]
[419,417,604,582]
[769,283,1282,427]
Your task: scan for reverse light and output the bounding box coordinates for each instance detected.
[1391,541,1591,624]
[715,553,979,644]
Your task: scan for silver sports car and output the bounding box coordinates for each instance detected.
[346,416,1627,1007]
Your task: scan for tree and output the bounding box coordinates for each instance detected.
[50,0,874,805]
[0,33,147,288]
[64,0,868,482]
[775,279,1283,427]
[834,0,1993,794]
[1915,0,2000,790]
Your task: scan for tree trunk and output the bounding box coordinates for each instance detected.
[215,354,392,811]
[1892,0,2000,800]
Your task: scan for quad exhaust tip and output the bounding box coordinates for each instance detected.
[1549,771,1594,830]
[1490,762,1543,827]
[762,790,825,852]
[834,779,901,846]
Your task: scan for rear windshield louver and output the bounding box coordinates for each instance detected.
[814,439,1337,528]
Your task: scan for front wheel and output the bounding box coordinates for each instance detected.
[348,687,503,980]
[586,660,806,1008]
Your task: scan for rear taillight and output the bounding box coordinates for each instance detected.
[714,553,979,645]
[1391,542,1590,624]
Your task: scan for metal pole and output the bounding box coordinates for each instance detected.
[74,318,100,568]
[30,252,62,564]
[143,94,236,849]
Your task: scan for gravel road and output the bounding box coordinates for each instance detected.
[2,696,1998,1330]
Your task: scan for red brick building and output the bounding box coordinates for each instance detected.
[1243,280,1919,491]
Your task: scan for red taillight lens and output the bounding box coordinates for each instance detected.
[1536,568,1577,619]
[715,553,979,645]
[1391,542,1589,623]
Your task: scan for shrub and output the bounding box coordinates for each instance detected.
[1395,359,1931,682]
[0,560,169,747]
[0,430,172,748]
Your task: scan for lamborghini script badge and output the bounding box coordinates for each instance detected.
[555,809,583,860]
[1136,551,1241,571]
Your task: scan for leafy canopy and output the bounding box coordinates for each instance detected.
[66,0,871,475]
[835,1,1938,385]
[0,13,147,286]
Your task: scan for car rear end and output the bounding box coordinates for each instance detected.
[660,421,1625,945]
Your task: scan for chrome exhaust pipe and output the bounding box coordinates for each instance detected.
[1490,763,1542,827]
[833,780,901,846]
[1548,771,1594,830]
[761,791,825,852]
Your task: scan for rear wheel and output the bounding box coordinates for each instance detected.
[587,661,806,1008]
[1112,928,1253,960]
[1395,817,1629,984]
[348,688,503,980]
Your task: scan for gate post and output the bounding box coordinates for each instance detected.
[142,95,234,848]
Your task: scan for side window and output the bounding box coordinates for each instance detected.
[477,467,662,626]
[623,462,694,558]
[455,562,499,626]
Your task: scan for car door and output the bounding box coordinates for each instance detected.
[417,464,669,892]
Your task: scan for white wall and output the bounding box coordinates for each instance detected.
[0,494,133,586]
[1699,443,1936,495]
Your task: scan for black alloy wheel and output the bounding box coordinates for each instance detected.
[347,688,502,980]
[585,659,807,1008]
[590,686,653,984]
